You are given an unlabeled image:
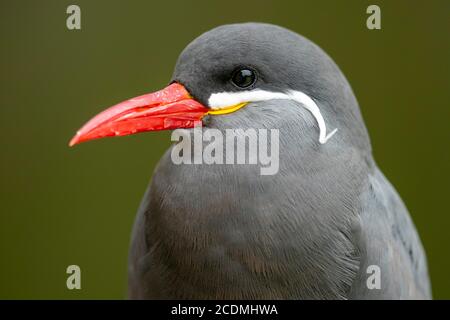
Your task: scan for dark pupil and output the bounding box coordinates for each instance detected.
[232,69,255,88]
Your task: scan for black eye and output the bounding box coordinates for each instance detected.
[231,68,256,88]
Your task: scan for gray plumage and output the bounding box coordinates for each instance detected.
[128,23,431,299]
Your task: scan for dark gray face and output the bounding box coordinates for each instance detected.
[171,22,371,151]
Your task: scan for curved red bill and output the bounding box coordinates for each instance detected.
[69,83,208,146]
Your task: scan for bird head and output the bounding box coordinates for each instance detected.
[70,23,370,151]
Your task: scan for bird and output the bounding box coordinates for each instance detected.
[70,23,431,299]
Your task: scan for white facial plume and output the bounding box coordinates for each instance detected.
[208,90,338,144]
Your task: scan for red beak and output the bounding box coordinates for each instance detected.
[69,83,208,146]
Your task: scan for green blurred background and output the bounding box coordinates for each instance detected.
[1,0,449,299]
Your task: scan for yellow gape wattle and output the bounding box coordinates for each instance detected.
[206,102,247,115]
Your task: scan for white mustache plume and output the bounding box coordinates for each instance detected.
[208,89,337,144]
